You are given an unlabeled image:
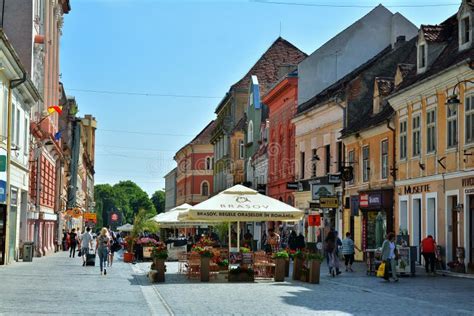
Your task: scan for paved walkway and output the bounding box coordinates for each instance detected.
[0,251,170,315]
[2,252,474,315]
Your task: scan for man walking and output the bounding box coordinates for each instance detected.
[421,235,437,275]
[80,227,93,266]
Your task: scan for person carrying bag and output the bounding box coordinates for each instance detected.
[381,232,399,282]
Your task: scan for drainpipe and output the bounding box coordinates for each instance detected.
[4,72,27,262]
[387,118,396,233]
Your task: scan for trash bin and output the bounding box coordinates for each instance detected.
[23,242,34,262]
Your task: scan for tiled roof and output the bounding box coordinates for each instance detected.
[397,63,416,80]
[175,120,216,155]
[341,104,394,137]
[375,77,395,96]
[231,37,307,95]
[421,24,449,42]
[395,14,473,92]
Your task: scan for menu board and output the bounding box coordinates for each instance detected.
[242,253,253,264]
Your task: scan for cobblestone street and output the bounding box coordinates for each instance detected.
[2,251,474,315]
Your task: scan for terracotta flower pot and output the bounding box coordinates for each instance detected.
[123,252,134,263]
[201,256,210,282]
[292,257,303,280]
[274,257,286,282]
[308,260,321,284]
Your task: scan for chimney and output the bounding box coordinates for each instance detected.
[394,36,406,49]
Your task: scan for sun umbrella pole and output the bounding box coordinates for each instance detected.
[237,221,240,252]
[228,222,231,255]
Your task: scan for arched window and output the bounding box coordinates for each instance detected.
[201,182,209,196]
[248,120,254,143]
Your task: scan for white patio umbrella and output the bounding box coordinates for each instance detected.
[116,223,134,232]
[152,203,209,228]
[181,184,304,251]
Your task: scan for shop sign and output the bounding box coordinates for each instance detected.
[328,174,341,184]
[399,184,430,195]
[462,177,474,187]
[0,180,5,204]
[368,193,382,207]
[308,214,321,226]
[287,182,298,190]
[320,196,338,208]
[350,196,359,216]
[309,202,319,209]
[359,193,369,208]
[465,188,474,195]
[311,184,334,200]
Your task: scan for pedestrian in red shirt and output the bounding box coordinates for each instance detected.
[421,235,437,275]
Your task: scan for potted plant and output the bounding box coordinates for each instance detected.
[228,266,254,282]
[137,237,159,260]
[125,209,160,263]
[123,236,135,263]
[306,252,324,284]
[217,258,229,271]
[193,246,214,282]
[272,251,289,282]
[292,250,305,281]
[149,242,168,283]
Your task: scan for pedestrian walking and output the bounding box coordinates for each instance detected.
[342,232,361,272]
[69,228,78,258]
[80,227,93,266]
[421,235,437,275]
[325,230,341,277]
[109,230,121,267]
[381,232,399,282]
[96,227,110,275]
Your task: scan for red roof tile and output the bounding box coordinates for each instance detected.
[421,24,449,42]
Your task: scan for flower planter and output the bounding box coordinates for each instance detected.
[200,256,210,282]
[308,260,321,284]
[292,257,303,280]
[274,257,286,282]
[285,258,290,277]
[123,252,134,263]
[228,272,254,282]
[151,258,166,282]
[143,246,153,259]
[300,270,308,282]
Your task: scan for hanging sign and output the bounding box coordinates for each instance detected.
[311,184,334,200]
[308,214,321,227]
[320,196,338,208]
[84,212,97,223]
[359,193,369,208]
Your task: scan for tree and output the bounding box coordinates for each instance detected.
[151,190,166,214]
[94,181,156,226]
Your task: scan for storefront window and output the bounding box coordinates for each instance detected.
[365,211,386,249]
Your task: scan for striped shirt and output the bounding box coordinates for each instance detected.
[341,237,355,255]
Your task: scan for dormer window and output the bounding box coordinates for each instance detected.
[418,44,426,69]
[462,16,471,45]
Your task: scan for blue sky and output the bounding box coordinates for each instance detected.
[60,0,458,195]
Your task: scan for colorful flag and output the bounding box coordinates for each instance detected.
[47,105,63,115]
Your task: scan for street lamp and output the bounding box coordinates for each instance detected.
[446,79,474,112]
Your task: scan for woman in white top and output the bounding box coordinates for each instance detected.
[381,232,399,282]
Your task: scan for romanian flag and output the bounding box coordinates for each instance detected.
[47,105,63,115]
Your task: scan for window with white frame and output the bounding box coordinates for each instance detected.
[362,146,369,182]
[239,140,244,159]
[426,109,436,153]
[348,150,355,185]
[24,117,28,155]
[381,140,388,179]
[447,103,458,148]
[418,44,426,69]
[400,120,407,159]
[247,120,253,144]
[412,115,421,157]
[461,16,471,45]
[465,94,474,144]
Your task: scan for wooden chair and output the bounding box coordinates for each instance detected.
[187,253,201,280]
[253,251,275,279]
[178,251,187,274]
